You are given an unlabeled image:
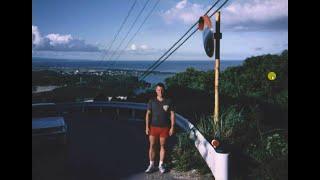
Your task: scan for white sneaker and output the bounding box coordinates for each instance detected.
[158,165,166,174]
[145,164,155,173]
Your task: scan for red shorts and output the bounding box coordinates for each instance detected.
[150,126,170,138]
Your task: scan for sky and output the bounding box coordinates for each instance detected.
[32,0,288,61]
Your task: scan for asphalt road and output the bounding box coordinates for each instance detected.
[32,110,177,180]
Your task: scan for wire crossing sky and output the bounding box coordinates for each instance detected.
[32,0,288,61]
[101,0,138,61]
[114,0,161,61]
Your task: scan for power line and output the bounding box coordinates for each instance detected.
[138,0,222,80]
[108,0,152,61]
[114,0,161,61]
[139,0,230,81]
[101,0,138,62]
[139,0,229,81]
[139,27,199,81]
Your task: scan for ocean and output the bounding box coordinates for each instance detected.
[32,58,243,84]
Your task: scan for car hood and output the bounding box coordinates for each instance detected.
[32,117,65,129]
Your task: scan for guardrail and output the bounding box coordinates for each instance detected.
[32,101,229,180]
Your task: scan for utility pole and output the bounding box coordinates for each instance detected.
[198,11,222,139]
[214,12,222,132]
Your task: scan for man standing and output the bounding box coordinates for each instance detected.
[145,83,175,173]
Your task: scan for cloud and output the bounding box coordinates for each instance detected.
[130,44,137,50]
[223,0,288,31]
[161,0,288,31]
[161,0,205,24]
[140,44,149,50]
[120,43,165,58]
[32,50,103,60]
[32,25,42,46]
[254,47,263,51]
[46,34,73,45]
[176,0,187,9]
[128,44,151,51]
[32,25,100,52]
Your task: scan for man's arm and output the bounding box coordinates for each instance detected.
[169,111,175,136]
[145,110,151,135]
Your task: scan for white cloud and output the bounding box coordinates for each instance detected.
[161,0,205,24]
[233,26,248,31]
[161,0,288,31]
[129,44,150,51]
[32,25,99,52]
[32,25,42,46]
[176,0,187,9]
[46,34,73,45]
[225,0,288,24]
[122,43,161,58]
[130,44,137,50]
[140,44,148,50]
[223,0,288,30]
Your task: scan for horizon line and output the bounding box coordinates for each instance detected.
[32,57,244,61]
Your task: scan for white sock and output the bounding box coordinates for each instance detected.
[159,161,164,167]
[150,161,154,166]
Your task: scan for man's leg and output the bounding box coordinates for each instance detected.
[145,135,158,173]
[158,136,168,173]
[159,137,167,164]
[149,135,157,162]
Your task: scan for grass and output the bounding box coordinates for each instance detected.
[171,105,288,179]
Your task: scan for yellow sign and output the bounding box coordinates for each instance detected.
[268,72,276,80]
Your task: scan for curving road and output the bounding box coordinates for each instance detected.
[32,110,177,180]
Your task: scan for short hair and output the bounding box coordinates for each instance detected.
[156,82,165,90]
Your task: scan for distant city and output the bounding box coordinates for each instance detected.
[33,67,173,77]
[32,58,243,85]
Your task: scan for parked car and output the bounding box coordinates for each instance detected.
[32,103,67,145]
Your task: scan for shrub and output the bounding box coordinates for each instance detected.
[246,133,288,179]
[171,132,211,174]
